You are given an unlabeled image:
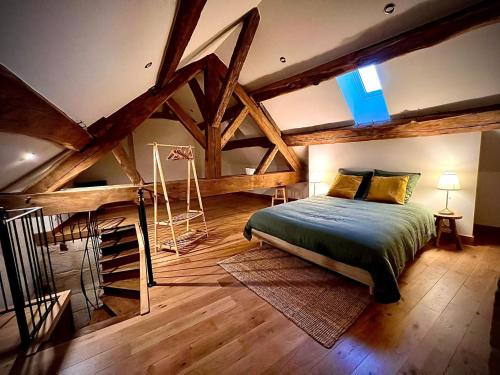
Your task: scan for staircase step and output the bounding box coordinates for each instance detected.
[101,261,140,282]
[101,295,140,316]
[88,307,115,325]
[100,248,140,269]
[101,234,138,255]
[103,277,140,298]
[100,225,136,241]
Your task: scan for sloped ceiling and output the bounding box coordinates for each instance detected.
[1,0,499,189]
[215,0,500,131]
[0,0,260,189]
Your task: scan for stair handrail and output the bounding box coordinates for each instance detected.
[137,188,156,287]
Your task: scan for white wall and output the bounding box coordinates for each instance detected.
[76,119,205,185]
[475,130,500,228]
[309,133,481,237]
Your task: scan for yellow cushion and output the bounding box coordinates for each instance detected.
[327,175,363,199]
[366,176,409,204]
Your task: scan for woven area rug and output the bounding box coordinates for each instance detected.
[218,245,372,348]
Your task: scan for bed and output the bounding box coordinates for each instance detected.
[244,195,435,303]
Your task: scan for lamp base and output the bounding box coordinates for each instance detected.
[438,207,455,215]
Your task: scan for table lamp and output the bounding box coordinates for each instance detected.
[437,172,460,215]
[310,172,322,196]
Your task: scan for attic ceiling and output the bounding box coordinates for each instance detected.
[1,0,499,190]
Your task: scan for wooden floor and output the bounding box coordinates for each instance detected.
[7,193,500,374]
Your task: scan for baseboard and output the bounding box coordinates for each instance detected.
[474,224,500,235]
[459,234,475,245]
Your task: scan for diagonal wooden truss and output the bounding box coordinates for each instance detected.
[3,0,499,203]
[5,5,302,197]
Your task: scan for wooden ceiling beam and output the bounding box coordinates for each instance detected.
[223,136,272,151]
[221,107,249,148]
[112,144,143,185]
[0,64,92,151]
[156,0,207,88]
[26,58,207,193]
[255,145,279,175]
[283,104,500,146]
[210,8,260,128]
[210,55,302,172]
[0,171,304,215]
[250,1,500,102]
[165,98,206,148]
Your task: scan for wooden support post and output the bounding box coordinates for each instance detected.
[256,145,279,175]
[205,126,222,179]
[204,56,223,178]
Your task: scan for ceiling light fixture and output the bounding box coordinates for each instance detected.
[279,57,286,63]
[145,62,153,68]
[23,152,36,161]
[384,3,395,14]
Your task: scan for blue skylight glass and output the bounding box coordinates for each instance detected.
[336,65,390,126]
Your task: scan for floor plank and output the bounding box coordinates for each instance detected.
[4,193,499,374]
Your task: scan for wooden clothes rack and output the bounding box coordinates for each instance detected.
[150,143,208,255]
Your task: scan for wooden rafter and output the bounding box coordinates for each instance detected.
[255,145,279,175]
[282,104,500,146]
[112,144,143,185]
[223,136,272,151]
[210,55,302,171]
[221,107,249,148]
[188,78,207,120]
[0,64,92,151]
[0,171,304,215]
[156,0,207,88]
[250,1,500,102]
[26,57,207,193]
[165,98,206,148]
[210,8,260,128]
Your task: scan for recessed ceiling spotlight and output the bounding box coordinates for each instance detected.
[145,62,153,68]
[23,152,36,161]
[384,3,395,14]
[279,56,286,63]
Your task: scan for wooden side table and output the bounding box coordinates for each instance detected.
[434,213,463,250]
[272,186,287,206]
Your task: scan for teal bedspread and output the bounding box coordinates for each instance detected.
[243,196,435,303]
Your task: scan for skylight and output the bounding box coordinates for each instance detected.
[358,65,382,93]
[336,65,390,126]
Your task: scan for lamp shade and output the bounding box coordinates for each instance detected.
[437,172,461,190]
[310,172,322,184]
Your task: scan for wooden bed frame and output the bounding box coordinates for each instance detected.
[252,229,375,295]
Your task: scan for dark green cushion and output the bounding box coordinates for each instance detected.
[374,169,421,203]
[339,168,374,200]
